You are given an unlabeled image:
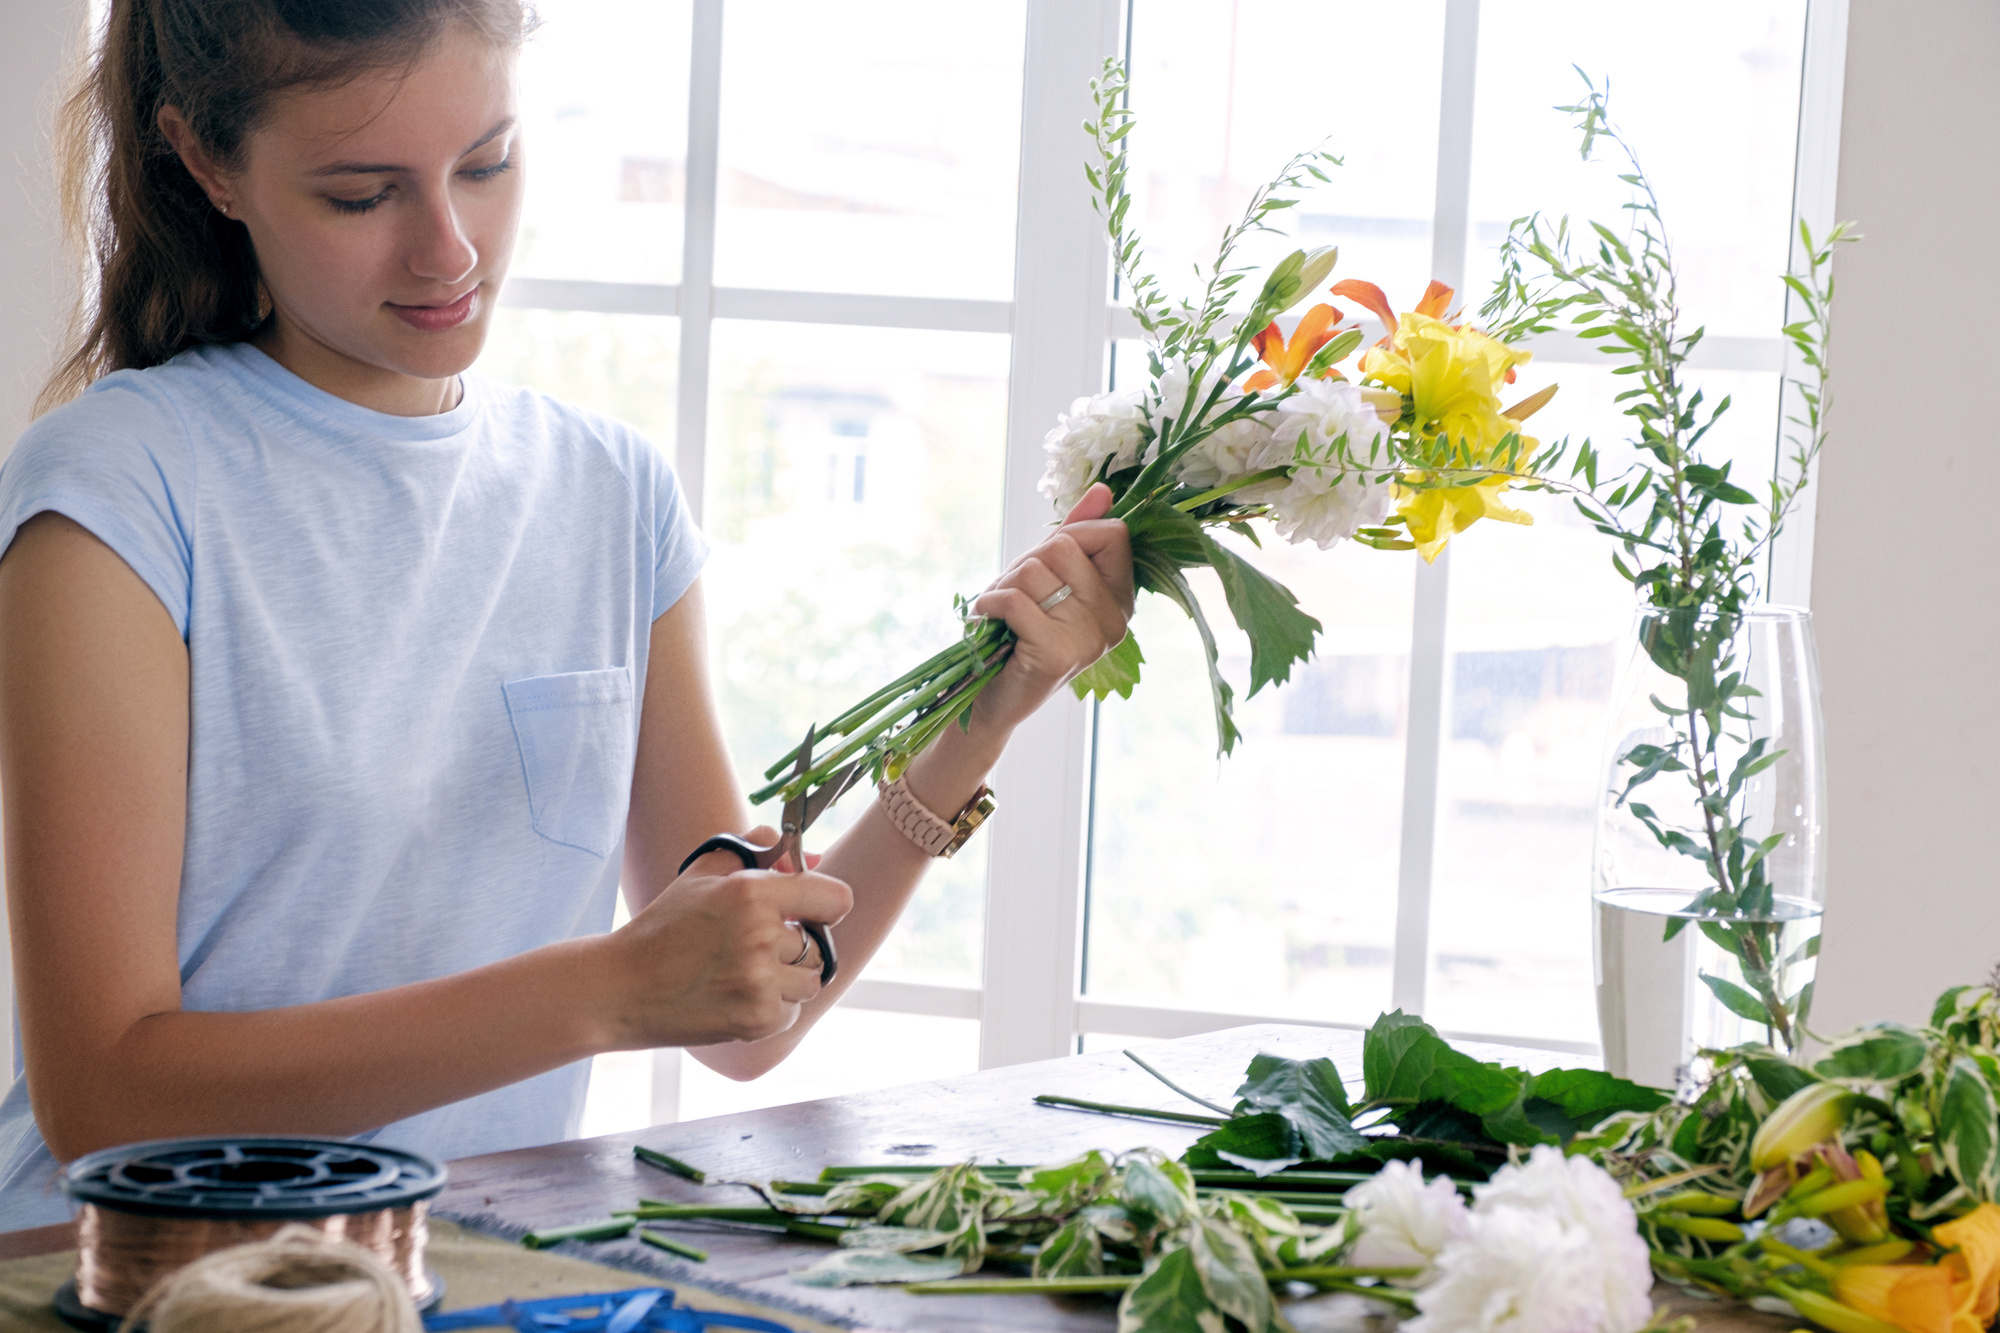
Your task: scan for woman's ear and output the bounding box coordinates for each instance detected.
[155,105,235,215]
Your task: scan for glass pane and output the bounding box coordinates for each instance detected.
[711,1,1027,299]
[702,322,1010,985]
[1464,0,1809,338]
[1087,525,1415,1024]
[679,1010,980,1120]
[1423,357,1787,1044]
[473,309,679,439]
[512,0,692,285]
[1125,0,1447,322]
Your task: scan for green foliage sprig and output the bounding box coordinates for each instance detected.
[1482,72,1857,1051]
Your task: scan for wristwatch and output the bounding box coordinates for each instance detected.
[878,775,996,858]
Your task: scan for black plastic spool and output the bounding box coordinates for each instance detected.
[54,1136,448,1331]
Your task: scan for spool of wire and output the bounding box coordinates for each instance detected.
[55,1136,447,1330]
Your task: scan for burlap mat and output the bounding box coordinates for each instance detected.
[0,1217,848,1331]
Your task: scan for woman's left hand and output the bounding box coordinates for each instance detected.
[964,483,1134,737]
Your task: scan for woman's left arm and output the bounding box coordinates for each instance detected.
[622,485,1133,1079]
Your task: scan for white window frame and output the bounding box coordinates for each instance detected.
[491,0,1849,1119]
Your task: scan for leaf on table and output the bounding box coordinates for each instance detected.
[1182,1112,1302,1176]
[1530,1067,1671,1124]
[1121,1154,1199,1227]
[1033,1216,1106,1278]
[790,1249,967,1287]
[1231,1053,1369,1161]
[1743,1056,1818,1104]
[1814,1024,1930,1084]
[1020,1150,1116,1213]
[1072,630,1145,702]
[1189,1215,1281,1333]
[1117,1246,1224,1333]
[877,1162,988,1232]
[1201,539,1322,697]
[1362,1011,1520,1116]
[1940,1056,2000,1201]
[836,1226,952,1252]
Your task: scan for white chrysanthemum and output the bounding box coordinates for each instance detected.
[1409,1205,1619,1333]
[1474,1147,1652,1289]
[1408,1147,1652,1333]
[1037,387,1148,512]
[1343,1160,1470,1286]
[1175,417,1279,493]
[1257,378,1394,549]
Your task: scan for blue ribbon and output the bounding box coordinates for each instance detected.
[423,1288,799,1332]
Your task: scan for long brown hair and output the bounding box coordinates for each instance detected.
[37,0,535,415]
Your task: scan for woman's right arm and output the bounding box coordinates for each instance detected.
[0,514,841,1160]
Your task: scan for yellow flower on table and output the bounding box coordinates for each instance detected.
[1835,1203,2000,1333]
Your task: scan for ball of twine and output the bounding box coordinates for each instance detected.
[118,1223,421,1333]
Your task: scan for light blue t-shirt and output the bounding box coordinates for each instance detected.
[0,341,706,1227]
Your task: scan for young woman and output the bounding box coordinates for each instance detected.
[0,0,1132,1228]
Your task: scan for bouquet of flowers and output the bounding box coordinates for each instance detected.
[751,60,1566,812]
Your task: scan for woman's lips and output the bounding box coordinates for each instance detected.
[388,287,478,331]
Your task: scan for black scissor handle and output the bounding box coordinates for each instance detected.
[679,835,837,986]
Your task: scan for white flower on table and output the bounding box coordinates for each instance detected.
[1409,1146,1654,1333]
[1258,377,1394,549]
[1343,1158,1470,1285]
[1037,387,1150,513]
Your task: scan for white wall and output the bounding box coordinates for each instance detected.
[0,0,85,1079]
[1810,0,2000,1033]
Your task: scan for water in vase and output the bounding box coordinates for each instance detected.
[1594,886,1821,1090]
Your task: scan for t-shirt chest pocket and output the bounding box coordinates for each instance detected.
[502,667,637,858]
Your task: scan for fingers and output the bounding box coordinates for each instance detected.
[768,868,853,927]
[1063,481,1114,523]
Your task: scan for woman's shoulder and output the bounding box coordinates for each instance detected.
[470,376,681,495]
[6,356,210,493]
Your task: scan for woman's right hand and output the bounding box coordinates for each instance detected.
[596,844,852,1051]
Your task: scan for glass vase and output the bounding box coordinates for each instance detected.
[1592,605,1826,1088]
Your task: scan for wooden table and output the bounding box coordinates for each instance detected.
[0,1024,1787,1330]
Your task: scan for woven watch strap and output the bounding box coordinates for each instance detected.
[878,775,992,857]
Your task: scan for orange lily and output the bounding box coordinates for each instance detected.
[1837,1205,2000,1333]
[1245,303,1343,392]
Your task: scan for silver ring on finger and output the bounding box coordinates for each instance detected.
[1038,584,1074,613]
[787,924,814,967]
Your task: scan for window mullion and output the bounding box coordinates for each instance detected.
[1767,0,1850,609]
[674,0,724,524]
[1391,0,1482,1017]
[976,0,1122,1071]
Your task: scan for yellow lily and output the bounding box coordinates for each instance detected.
[1394,475,1533,563]
[1835,1204,2000,1333]
[1936,1203,2000,1331]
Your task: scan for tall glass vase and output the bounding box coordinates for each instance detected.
[1593,605,1826,1088]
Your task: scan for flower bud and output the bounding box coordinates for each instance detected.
[1750,1082,1853,1171]
[1297,246,1339,298]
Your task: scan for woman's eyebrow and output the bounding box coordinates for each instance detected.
[308,117,517,177]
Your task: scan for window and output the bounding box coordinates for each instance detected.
[487,0,1840,1135]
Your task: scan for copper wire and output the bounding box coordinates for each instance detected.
[73,1200,433,1318]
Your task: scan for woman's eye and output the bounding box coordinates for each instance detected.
[463,156,515,182]
[327,189,392,215]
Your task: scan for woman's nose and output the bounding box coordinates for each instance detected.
[406,189,477,285]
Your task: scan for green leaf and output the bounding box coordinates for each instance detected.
[1120,1156,1198,1225]
[1021,1151,1115,1213]
[1940,1056,2000,1201]
[1231,1054,1368,1160]
[1814,1024,1930,1084]
[1744,1056,1818,1103]
[1071,630,1145,702]
[1117,1246,1221,1333]
[1189,1216,1280,1333]
[1033,1217,1104,1278]
[1699,970,1774,1025]
[1183,1113,1301,1176]
[1530,1067,1670,1123]
[1362,1011,1521,1115]
[1202,539,1322,698]
[791,1248,966,1287]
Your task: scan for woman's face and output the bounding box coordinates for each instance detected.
[215,31,523,413]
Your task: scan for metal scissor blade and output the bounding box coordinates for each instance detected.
[800,761,864,830]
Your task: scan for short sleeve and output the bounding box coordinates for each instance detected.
[649,445,708,620]
[0,375,196,637]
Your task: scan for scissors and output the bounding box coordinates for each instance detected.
[676,725,860,987]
